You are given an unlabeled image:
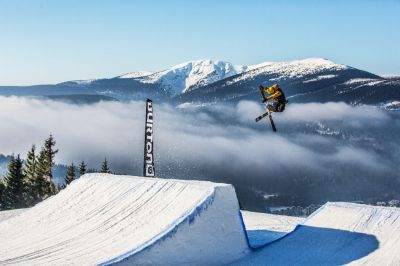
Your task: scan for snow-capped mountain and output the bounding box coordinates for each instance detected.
[0,58,399,107]
[115,58,352,97]
[176,58,400,106]
[119,59,248,96]
[227,58,349,83]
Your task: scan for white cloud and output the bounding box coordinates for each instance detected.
[0,97,397,181]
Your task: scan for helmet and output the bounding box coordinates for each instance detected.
[267,84,279,94]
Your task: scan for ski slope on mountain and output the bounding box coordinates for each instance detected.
[0,174,249,265]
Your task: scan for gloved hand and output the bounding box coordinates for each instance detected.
[259,85,264,91]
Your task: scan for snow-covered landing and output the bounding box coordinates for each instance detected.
[0,174,249,265]
[235,202,400,265]
[240,211,303,248]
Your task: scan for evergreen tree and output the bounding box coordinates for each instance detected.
[0,180,5,210]
[65,163,76,186]
[101,158,110,173]
[24,145,39,205]
[36,147,51,199]
[4,155,26,209]
[79,161,87,177]
[35,135,58,198]
[44,134,58,194]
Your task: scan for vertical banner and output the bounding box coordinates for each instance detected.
[143,98,155,177]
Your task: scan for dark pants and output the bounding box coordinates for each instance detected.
[268,102,285,112]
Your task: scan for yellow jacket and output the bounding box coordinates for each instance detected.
[264,89,283,101]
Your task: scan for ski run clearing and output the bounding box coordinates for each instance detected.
[0,174,399,265]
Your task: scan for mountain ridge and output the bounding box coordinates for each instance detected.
[1,58,398,107]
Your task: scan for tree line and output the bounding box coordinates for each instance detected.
[0,135,111,210]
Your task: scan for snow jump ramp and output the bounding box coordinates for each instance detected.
[1,174,400,265]
[0,174,249,265]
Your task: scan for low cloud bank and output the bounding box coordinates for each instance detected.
[0,97,399,210]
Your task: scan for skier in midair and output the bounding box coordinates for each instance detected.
[259,83,287,112]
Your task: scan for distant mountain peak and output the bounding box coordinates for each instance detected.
[136,59,248,96]
[225,58,349,85]
[114,58,351,97]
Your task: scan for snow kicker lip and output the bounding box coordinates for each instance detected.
[98,184,217,265]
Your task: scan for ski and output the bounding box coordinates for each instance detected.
[255,111,269,122]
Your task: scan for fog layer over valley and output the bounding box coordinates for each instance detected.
[1,96,399,211]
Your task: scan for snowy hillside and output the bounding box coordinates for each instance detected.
[227,58,348,84]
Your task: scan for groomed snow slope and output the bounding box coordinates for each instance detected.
[235,202,400,265]
[2,176,400,265]
[0,209,26,223]
[0,174,249,265]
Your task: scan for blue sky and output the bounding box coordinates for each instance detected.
[0,0,399,85]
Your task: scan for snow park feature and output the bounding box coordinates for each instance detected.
[1,174,400,265]
[0,174,249,265]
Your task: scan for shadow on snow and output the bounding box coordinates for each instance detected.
[241,225,379,265]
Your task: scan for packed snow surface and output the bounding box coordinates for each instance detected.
[240,211,303,248]
[235,202,400,265]
[1,175,400,265]
[0,209,25,223]
[0,174,249,265]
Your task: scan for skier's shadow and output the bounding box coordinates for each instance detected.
[244,225,379,265]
